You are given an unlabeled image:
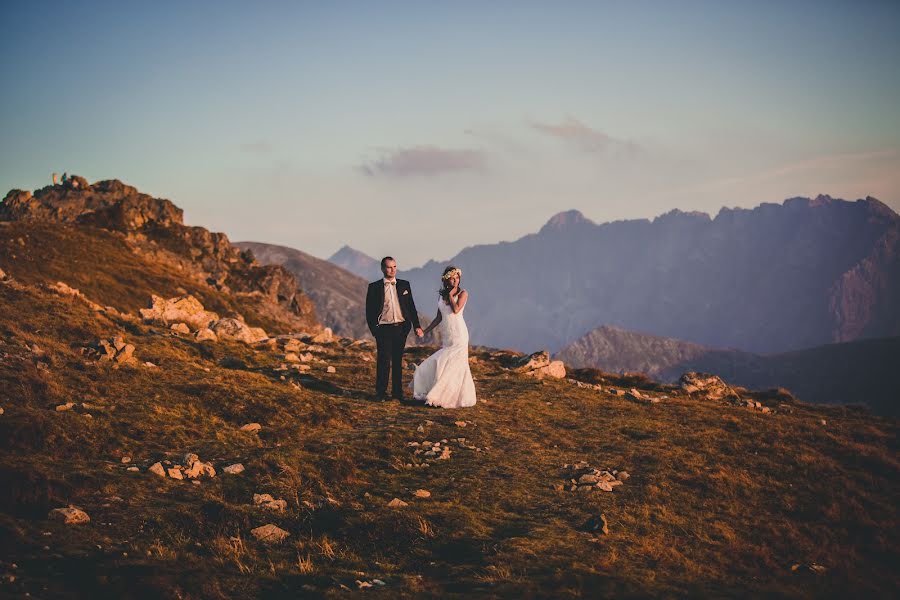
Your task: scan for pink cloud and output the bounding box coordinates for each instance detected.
[360,145,488,177]
[529,116,639,155]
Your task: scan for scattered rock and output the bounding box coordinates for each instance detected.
[679,372,740,401]
[512,351,551,372]
[454,421,467,427]
[240,423,262,434]
[127,466,139,472]
[48,507,90,525]
[55,402,75,412]
[564,462,628,493]
[585,514,609,535]
[250,524,290,544]
[253,493,287,511]
[121,456,131,464]
[311,328,333,343]
[170,323,191,335]
[140,294,219,330]
[212,318,268,344]
[387,498,408,508]
[223,463,245,475]
[524,360,566,380]
[195,328,218,342]
[149,462,167,478]
[167,467,184,480]
[82,336,138,365]
[326,366,336,374]
[183,460,216,479]
[413,489,431,499]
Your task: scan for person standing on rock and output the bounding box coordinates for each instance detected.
[366,257,423,402]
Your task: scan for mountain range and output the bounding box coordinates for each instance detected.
[402,195,900,355]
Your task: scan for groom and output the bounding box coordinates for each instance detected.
[366,256,423,401]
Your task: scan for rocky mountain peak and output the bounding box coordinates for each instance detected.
[328,245,380,280]
[652,208,712,225]
[0,176,183,231]
[540,209,595,234]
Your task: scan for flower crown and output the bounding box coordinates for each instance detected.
[441,268,462,281]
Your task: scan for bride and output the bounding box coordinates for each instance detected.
[410,266,477,408]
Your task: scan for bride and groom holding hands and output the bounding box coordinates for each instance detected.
[365,257,477,409]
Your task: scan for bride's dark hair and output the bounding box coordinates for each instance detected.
[438,265,461,303]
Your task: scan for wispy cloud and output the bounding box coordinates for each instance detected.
[529,116,639,156]
[360,145,488,177]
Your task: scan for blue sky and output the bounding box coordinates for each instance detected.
[2,1,898,266]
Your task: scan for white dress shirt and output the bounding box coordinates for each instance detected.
[378,278,405,325]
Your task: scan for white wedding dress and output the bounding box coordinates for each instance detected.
[411,295,477,408]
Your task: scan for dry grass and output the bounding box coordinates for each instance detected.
[0,225,898,598]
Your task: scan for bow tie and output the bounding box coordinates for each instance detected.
[384,280,396,286]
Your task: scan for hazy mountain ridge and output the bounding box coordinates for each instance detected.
[235,241,371,340]
[404,195,900,354]
[557,325,900,415]
[328,244,381,280]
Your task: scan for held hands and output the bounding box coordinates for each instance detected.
[415,327,424,338]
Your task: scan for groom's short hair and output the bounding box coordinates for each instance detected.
[380,256,395,269]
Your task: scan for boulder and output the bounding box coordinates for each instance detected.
[212,318,268,344]
[251,524,290,544]
[170,323,191,334]
[223,463,245,475]
[524,360,566,380]
[114,344,135,364]
[678,372,740,400]
[240,423,262,434]
[149,462,167,478]
[49,507,90,525]
[183,460,216,479]
[195,328,218,342]
[387,498,408,508]
[253,493,287,511]
[512,351,551,373]
[140,295,219,330]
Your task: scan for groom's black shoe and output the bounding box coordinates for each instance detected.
[373,392,388,402]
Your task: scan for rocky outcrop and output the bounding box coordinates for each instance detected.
[1,177,322,335]
[140,295,220,330]
[1,179,183,229]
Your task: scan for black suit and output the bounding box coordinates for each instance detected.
[366,279,422,397]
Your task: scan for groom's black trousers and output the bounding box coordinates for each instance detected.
[375,323,407,397]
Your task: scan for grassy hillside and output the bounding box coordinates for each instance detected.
[0,271,897,598]
[0,221,315,335]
